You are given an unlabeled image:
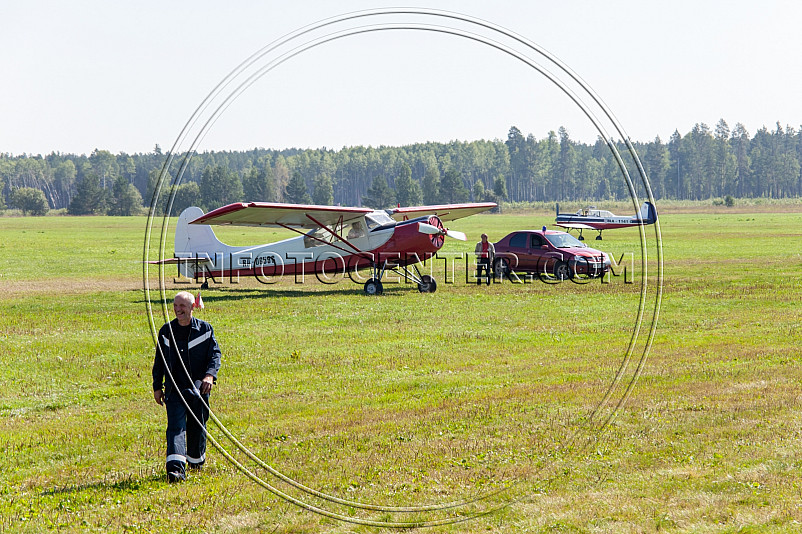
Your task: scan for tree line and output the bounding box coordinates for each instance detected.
[1,119,801,216]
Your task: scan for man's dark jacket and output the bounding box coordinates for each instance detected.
[152,317,221,398]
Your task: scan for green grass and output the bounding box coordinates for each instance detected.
[1,209,801,532]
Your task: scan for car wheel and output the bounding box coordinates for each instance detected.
[493,258,509,279]
[554,261,570,281]
[417,275,437,293]
[364,278,384,295]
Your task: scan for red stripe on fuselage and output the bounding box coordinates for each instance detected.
[191,218,443,280]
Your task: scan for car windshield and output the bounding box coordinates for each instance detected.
[545,233,586,248]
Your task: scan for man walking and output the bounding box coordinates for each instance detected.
[152,291,221,482]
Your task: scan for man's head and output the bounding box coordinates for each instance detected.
[173,291,195,326]
[481,233,488,243]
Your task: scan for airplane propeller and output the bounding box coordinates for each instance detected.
[417,222,467,241]
[445,229,467,241]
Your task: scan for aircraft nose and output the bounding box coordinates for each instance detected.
[417,216,467,242]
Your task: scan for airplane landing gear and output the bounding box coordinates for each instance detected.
[417,275,437,293]
[364,278,384,296]
[361,260,437,295]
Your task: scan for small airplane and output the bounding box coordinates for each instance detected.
[554,201,657,240]
[157,201,496,295]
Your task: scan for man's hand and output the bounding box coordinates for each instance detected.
[154,389,164,406]
[200,374,214,395]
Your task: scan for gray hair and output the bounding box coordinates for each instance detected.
[174,291,195,306]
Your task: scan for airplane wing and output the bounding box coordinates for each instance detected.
[554,222,597,230]
[190,202,373,229]
[389,202,497,222]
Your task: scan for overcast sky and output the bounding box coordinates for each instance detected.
[2,0,800,155]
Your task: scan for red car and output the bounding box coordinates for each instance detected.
[493,229,610,280]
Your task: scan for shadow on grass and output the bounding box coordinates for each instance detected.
[41,471,164,496]
[137,284,422,302]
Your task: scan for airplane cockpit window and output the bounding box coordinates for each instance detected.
[364,212,395,231]
[303,227,335,248]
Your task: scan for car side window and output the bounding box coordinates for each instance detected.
[509,233,527,248]
[531,235,544,248]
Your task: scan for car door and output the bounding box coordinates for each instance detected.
[529,233,550,274]
[505,232,529,272]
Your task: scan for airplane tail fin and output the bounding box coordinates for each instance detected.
[175,206,227,256]
[640,202,658,224]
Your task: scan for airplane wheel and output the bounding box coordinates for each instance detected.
[595,235,603,240]
[494,258,509,280]
[418,275,437,293]
[364,278,384,296]
[578,235,584,241]
[554,261,571,281]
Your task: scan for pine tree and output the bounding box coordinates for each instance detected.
[395,163,422,206]
[713,119,736,197]
[284,171,312,204]
[312,174,334,205]
[473,179,486,202]
[68,173,107,215]
[557,127,576,200]
[731,123,751,197]
[493,175,508,200]
[645,136,669,199]
[440,168,468,204]
[200,164,243,210]
[242,164,276,202]
[362,175,395,209]
[108,175,143,216]
[171,182,201,214]
[506,126,526,201]
[422,165,440,204]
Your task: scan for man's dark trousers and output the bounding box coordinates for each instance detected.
[165,387,210,477]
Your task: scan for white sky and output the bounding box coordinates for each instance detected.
[1,0,800,155]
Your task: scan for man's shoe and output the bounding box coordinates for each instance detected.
[167,471,185,483]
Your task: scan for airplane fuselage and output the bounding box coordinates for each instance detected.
[176,214,445,281]
[555,214,651,230]
[555,202,657,233]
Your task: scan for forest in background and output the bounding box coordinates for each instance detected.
[1,119,801,216]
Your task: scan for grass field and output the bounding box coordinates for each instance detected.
[0,206,800,533]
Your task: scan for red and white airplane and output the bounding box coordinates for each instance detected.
[161,201,496,295]
[554,201,657,240]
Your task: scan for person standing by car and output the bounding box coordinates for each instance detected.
[474,233,495,285]
[152,291,221,482]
